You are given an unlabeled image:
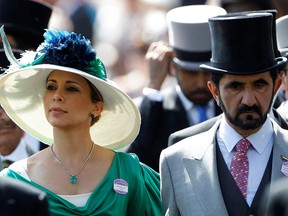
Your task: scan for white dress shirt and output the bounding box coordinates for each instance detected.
[143,85,216,125]
[217,116,274,206]
[1,138,30,162]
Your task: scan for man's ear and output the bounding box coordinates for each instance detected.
[274,74,282,95]
[208,81,220,106]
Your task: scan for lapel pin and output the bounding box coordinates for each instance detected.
[281,155,288,162]
[113,179,128,195]
[281,157,288,176]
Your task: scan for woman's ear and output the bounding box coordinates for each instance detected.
[92,101,104,117]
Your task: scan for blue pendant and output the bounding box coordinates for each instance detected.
[70,176,77,184]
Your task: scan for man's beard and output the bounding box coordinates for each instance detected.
[218,94,271,130]
[187,89,212,105]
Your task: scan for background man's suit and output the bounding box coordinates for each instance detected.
[128,87,222,171]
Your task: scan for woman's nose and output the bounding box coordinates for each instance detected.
[52,91,63,102]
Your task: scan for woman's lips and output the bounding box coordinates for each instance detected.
[50,107,67,114]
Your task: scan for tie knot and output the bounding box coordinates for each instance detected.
[195,105,207,123]
[235,138,251,154]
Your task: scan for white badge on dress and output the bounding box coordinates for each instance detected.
[113,179,128,194]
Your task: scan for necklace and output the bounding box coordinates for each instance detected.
[50,142,94,184]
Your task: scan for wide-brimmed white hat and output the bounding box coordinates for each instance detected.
[276,14,288,57]
[167,5,227,70]
[0,29,141,150]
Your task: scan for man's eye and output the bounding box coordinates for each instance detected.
[230,84,242,90]
[255,83,265,88]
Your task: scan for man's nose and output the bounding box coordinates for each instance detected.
[241,90,257,106]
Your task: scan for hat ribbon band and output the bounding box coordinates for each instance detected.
[173,48,211,62]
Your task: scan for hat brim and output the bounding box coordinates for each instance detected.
[280,48,288,58]
[0,64,141,150]
[200,57,287,74]
[173,57,210,71]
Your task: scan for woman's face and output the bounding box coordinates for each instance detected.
[44,70,103,129]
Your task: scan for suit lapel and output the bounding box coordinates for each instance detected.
[271,122,288,181]
[182,120,229,215]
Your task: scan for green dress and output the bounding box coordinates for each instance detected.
[0,152,163,216]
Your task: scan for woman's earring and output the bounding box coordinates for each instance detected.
[91,113,95,119]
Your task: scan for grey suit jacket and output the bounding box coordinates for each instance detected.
[160,117,288,216]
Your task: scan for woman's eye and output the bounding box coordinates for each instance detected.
[67,87,79,92]
[46,85,56,90]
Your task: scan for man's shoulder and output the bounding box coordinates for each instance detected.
[168,115,221,146]
[163,128,215,158]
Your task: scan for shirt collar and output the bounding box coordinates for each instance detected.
[1,138,29,161]
[219,115,273,154]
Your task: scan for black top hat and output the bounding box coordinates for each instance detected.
[225,9,281,58]
[0,0,52,49]
[200,12,287,75]
[0,49,22,73]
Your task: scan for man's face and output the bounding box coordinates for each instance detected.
[175,67,212,105]
[0,106,22,155]
[208,72,278,136]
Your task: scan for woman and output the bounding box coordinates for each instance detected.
[0,28,162,215]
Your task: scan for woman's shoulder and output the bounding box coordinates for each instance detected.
[115,152,159,177]
[115,152,141,166]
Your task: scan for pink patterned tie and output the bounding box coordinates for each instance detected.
[230,138,251,199]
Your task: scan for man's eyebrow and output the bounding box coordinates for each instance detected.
[253,78,269,84]
[224,81,243,88]
[224,78,269,88]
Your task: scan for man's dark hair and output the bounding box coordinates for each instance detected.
[211,70,279,88]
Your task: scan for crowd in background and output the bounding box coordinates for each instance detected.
[36,0,288,99]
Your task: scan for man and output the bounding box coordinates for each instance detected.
[160,12,288,215]
[0,177,49,216]
[127,5,226,171]
[0,50,38,168]
[0,0,52,168]
[168,9,288,146]
[276,14,288,122]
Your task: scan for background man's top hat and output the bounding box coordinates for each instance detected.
[0,0,52,50]
[200,12,287,75]
[276,14,288,57]
[0,49,22,72]
[166,5,226,70]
